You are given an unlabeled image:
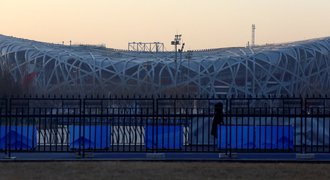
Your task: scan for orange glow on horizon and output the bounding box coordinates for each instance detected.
[1,0,330,50]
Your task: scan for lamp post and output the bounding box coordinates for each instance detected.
[171,34,182,63]
[171,34,184,94]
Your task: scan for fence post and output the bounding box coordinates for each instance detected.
[154,97,158,153]
[7,97,11,159]
[5,97,15,159]
[228,97,232,157]
[4,98,8,158]
[81,97,85,158]
[303,97,306,154]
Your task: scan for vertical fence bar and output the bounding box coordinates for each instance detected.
[7,98,12,158]
[163,104,167,151]
[207,99,211,152]
[321,103,325,153]
[323,99,326,153]
[252,107,260,151]
[327,99,330,153]
[228,98,232,157]
[173,99,176,152]
[122,99,126,152]
[3,98,8,157]
[317,106,320,153]
[81,97,85,157]
[128,102,131,152]
[109,100,113,153]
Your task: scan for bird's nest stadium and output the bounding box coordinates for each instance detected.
[0,34,330,96]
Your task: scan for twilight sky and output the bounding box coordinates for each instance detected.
[1,0,330,50]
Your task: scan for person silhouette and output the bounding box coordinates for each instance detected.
[211,102,224,137]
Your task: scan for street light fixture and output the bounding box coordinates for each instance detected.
[171,34,182,62]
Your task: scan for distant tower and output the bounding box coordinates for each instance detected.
[251,24,256,47]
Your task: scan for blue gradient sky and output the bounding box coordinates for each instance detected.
[1,0,330,50]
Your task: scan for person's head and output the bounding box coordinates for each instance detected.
[215,102,223,112]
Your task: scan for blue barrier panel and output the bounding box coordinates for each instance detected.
[255,126,294,150]
[69,125,110,149]
[0,126,37,150]
[145,125,183,149]
[218,125,255,149]
[218,125,293,150]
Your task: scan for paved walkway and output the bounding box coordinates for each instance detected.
[1,152,330,162]
[0,161,330,180]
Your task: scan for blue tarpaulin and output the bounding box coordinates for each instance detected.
[145,125,183,149]
[218,125,294,150]
[0,126,37,150]
[69,125,111,149]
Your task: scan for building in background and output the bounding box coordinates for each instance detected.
[0,34,329,96]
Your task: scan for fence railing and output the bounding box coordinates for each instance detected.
[0,95,329,158]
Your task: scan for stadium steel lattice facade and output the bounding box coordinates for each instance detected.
[0,34,330,96]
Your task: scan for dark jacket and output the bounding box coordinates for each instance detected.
[211,102,224,137]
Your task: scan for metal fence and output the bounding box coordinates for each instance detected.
[0,95,329,158]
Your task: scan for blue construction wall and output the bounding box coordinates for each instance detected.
[0,126,37,150]
[69,125,111,149]
[145,125,183,149]
[218,125,294,150]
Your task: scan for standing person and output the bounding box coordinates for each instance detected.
[211,102,224,137]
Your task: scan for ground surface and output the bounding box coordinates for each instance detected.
[0,161,329,180]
